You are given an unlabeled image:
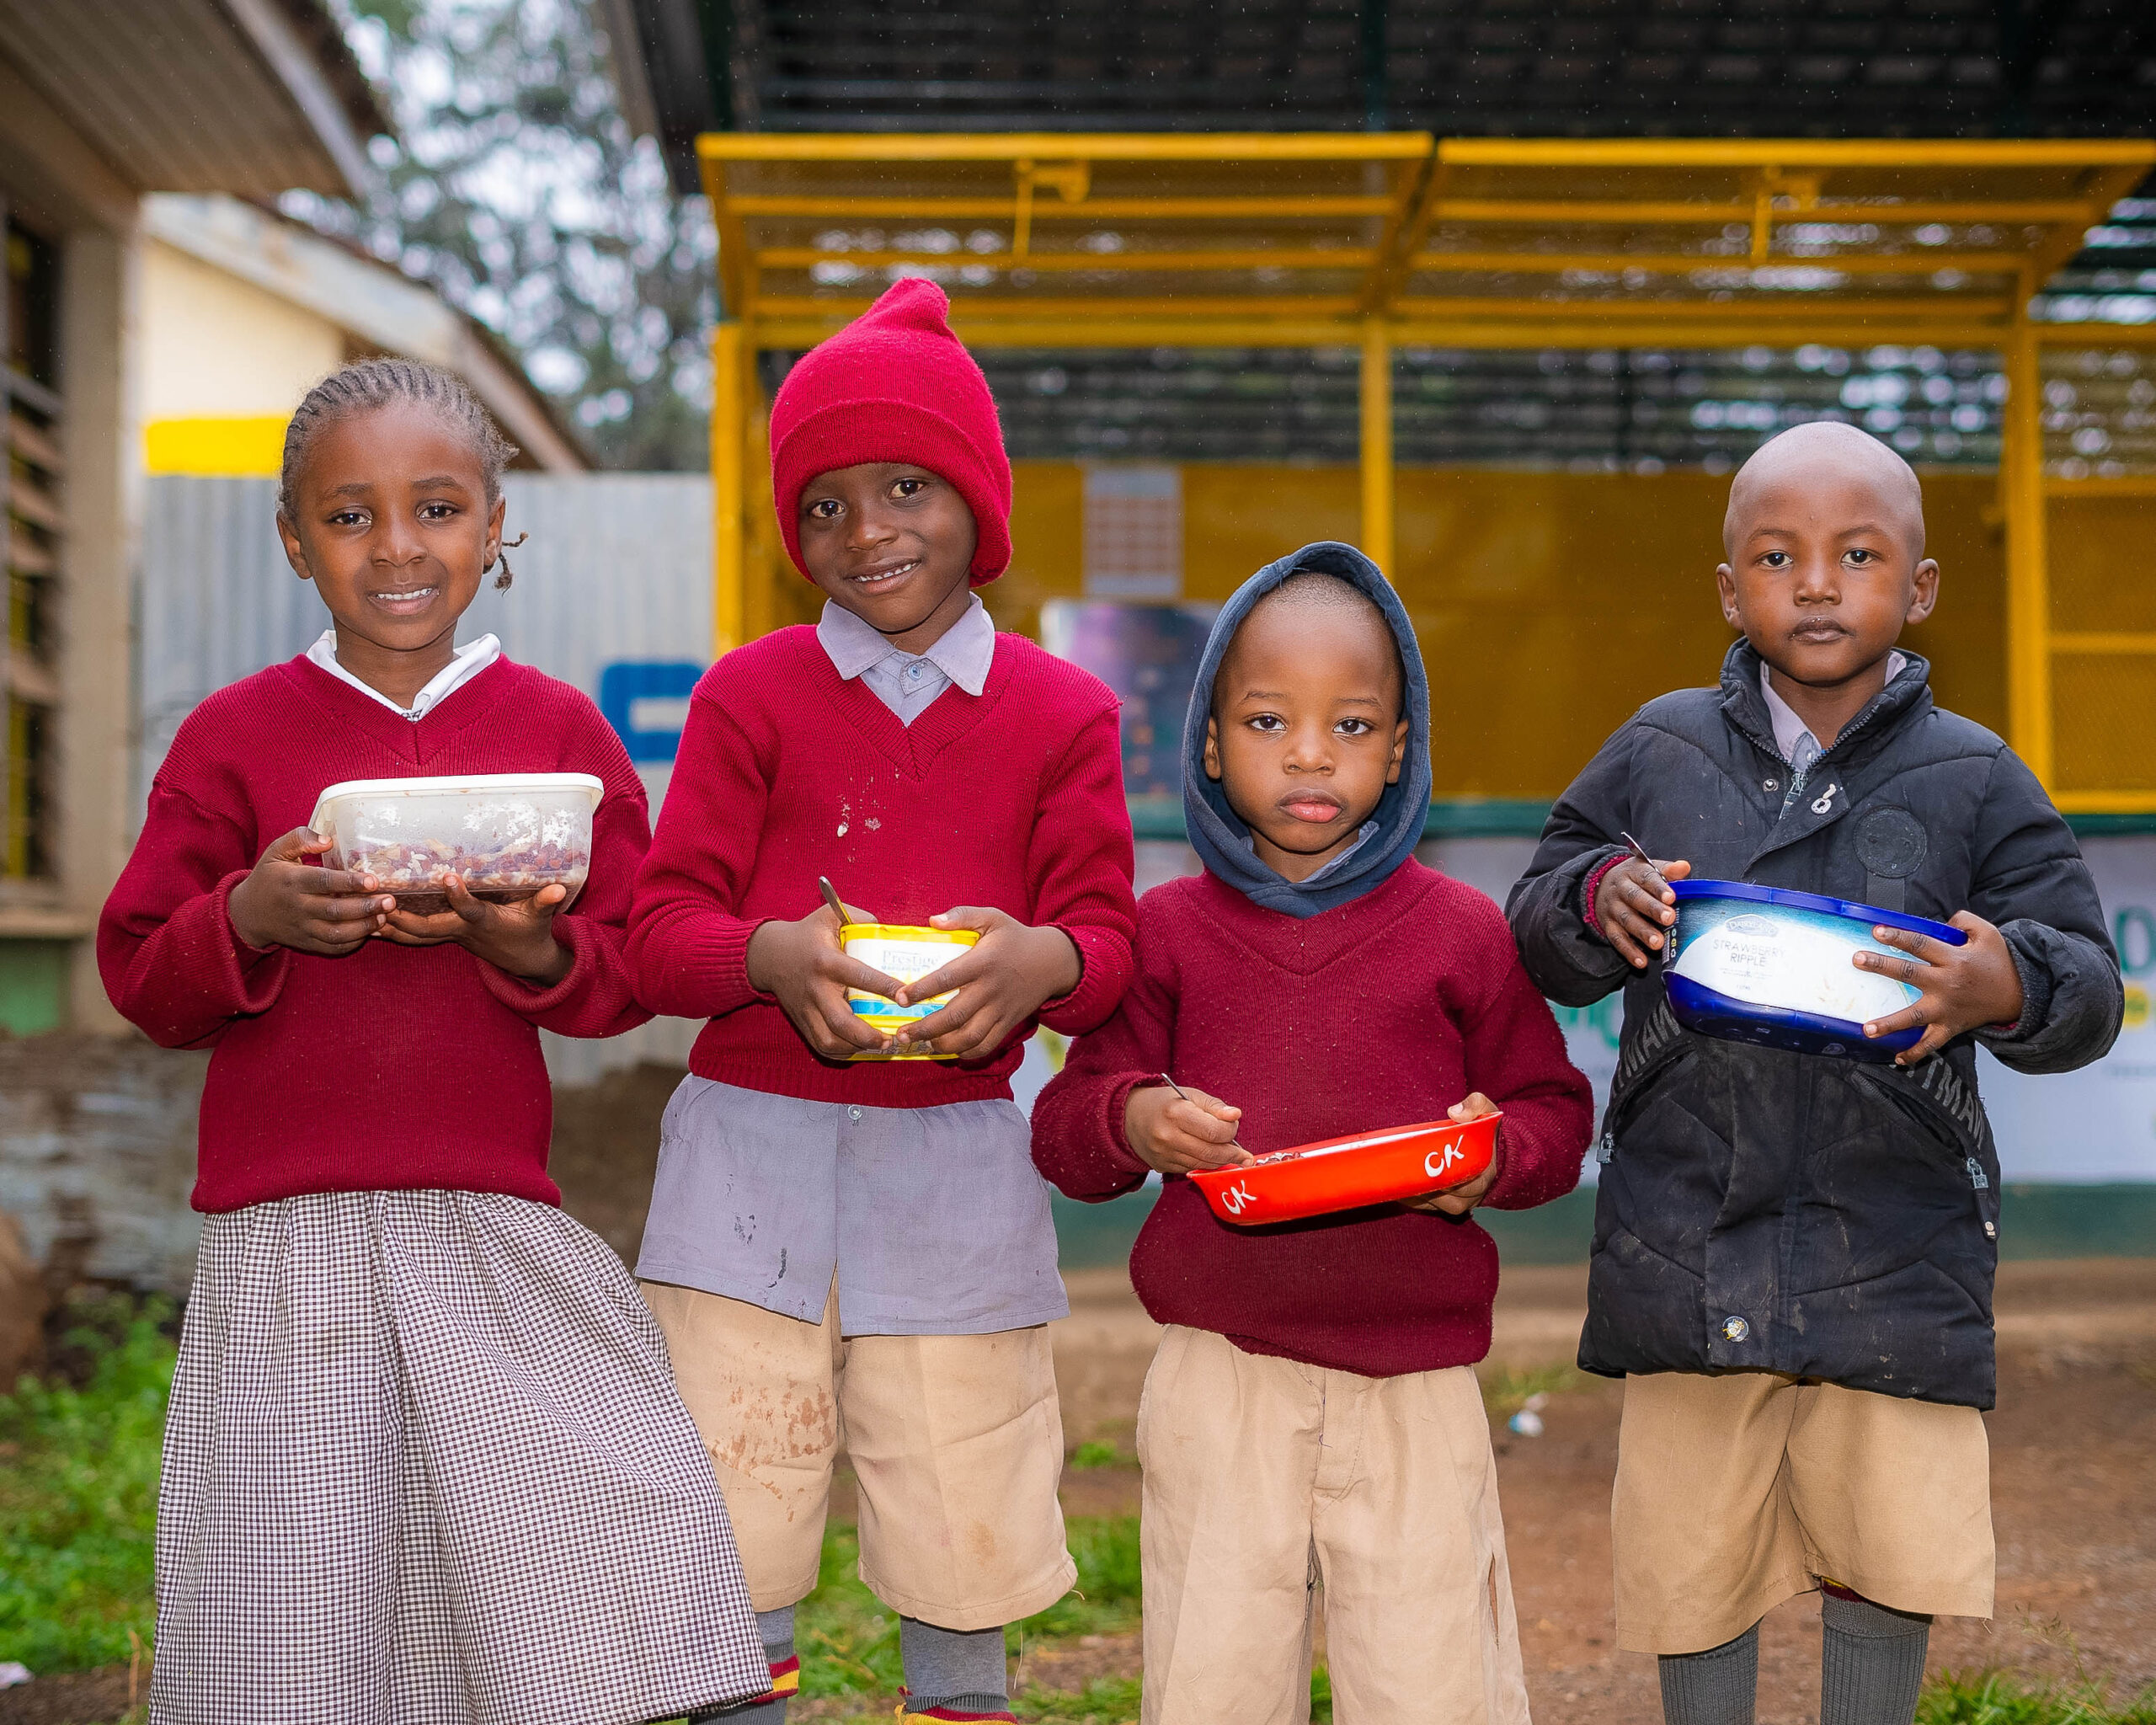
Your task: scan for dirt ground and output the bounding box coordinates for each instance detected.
[6,1259,2149,1725]
[1038,1257,2156,1723]
[7,1064,2148,1725]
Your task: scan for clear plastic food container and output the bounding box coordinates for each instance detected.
[307,773,604,914]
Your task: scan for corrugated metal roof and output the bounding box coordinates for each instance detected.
[630,0,2156,193]
[0,0,382,198]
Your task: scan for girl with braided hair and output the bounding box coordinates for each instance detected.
[99,360,766,1725]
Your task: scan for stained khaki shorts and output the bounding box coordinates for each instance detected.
[641,1280,1075,1631]
[1613,1370,1995,1654]
[1136,1325,1529,1725]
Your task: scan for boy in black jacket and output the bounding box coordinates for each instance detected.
[1508,422,2121,1725]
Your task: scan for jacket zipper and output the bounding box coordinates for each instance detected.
[1728,671,1908,799]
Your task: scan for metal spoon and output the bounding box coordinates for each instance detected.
[819,876,862,925]
[1160,1072,1248,1155]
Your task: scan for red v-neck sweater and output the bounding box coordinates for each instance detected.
[628,625,1137,1105]
[98,654,652,1213]
[1031,862,1595,1377]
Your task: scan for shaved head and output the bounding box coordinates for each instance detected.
[1724,422,1926,560]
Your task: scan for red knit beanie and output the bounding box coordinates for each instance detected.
[769,279,1011,585]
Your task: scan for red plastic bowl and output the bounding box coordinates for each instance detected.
[1187,1112,1502,1226]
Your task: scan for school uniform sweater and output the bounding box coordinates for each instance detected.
[627,624,1138,1105]
[1030,861,1596,1378]
[98,654,652,1213]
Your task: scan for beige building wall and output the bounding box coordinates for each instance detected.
[141,239,343,422]
[141,239,344,477]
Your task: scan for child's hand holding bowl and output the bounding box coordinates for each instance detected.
[746,902,910,1060]
[1593,854,1694,969]
[1854,909,2025,1065]
[1401,1092,1504,1215]
[886,907,1082,1061]
[378,876,576,986]
[227,826,393,957]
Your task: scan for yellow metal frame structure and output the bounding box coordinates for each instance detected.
[699,131,2156,809]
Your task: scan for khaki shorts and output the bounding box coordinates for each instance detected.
[1136,1326,1529,1725]
[642,1280,1075,1631]
[1613,1370,1995,1654]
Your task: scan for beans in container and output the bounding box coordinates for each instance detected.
[307,773,604,913]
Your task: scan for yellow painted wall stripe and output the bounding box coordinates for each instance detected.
[145,416,288,477]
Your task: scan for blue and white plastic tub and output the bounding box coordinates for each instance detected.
[1662,880,1967,1062]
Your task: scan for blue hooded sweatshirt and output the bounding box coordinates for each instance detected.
[1182,542,1432,919]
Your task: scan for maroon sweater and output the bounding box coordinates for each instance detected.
[1032,861,1594,1377]
[628,626,1137,1105]
[98,655,651,1213]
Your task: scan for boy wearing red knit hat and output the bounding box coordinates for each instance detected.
[630,280,1138,1722]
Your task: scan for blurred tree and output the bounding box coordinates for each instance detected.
[284,0,718,471]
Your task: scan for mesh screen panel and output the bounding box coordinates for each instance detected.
[2052,652,2156,795]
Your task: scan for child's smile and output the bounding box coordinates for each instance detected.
[798,462,978,654]
[366,579,446,617]
[276,398,501,708]
[845,553,926,596]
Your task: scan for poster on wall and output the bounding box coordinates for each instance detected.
[1041,600,1220,800]
[1979,834,2156,1181]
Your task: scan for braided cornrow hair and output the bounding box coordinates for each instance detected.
[278,357,526,588]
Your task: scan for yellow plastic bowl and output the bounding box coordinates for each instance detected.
[841,923,979,1060]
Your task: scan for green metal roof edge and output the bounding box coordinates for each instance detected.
[2063,813,2156,836]
[1129,799,2156,844]
[1128,796,1555,842]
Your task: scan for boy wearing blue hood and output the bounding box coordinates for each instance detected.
[1033,544,1594,1725]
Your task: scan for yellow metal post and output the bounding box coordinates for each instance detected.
[744,375,778,642]
[712,321,748,661]
[2003,291,2052,786]
[1359,317,1395,575]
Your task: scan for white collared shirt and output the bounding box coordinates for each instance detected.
[815,595,995,726]
[1759,649,1907,766]
[306,629,502,721]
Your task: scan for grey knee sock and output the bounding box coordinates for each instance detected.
[899,1616,1009,1714]
[1821,1592,1930,1725]
[694,1605,798,1722]
[1657,1623,1760,1725]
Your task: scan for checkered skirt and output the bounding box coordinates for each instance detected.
[150,1190,769,1725]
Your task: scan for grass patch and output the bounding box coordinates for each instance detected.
[0,1293,174,1674]
[1017,1674,1143,1722]
[792,1527,902,1696]
[1919,1672,2156,1724]
[796,1517,1144,1699]
[1476,1361,1588,1418]
[5,1316,2147,1725]
[1067,1439,1137,1471]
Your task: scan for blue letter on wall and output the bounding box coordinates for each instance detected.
[599,660,704,764]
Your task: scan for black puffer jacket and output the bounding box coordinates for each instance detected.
[1507,643,2121,1409]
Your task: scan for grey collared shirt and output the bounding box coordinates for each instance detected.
[1234,819,1380,887]
[1759,650,1905,766]
[816,595,995,725]
[636,1076,1068,1336]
